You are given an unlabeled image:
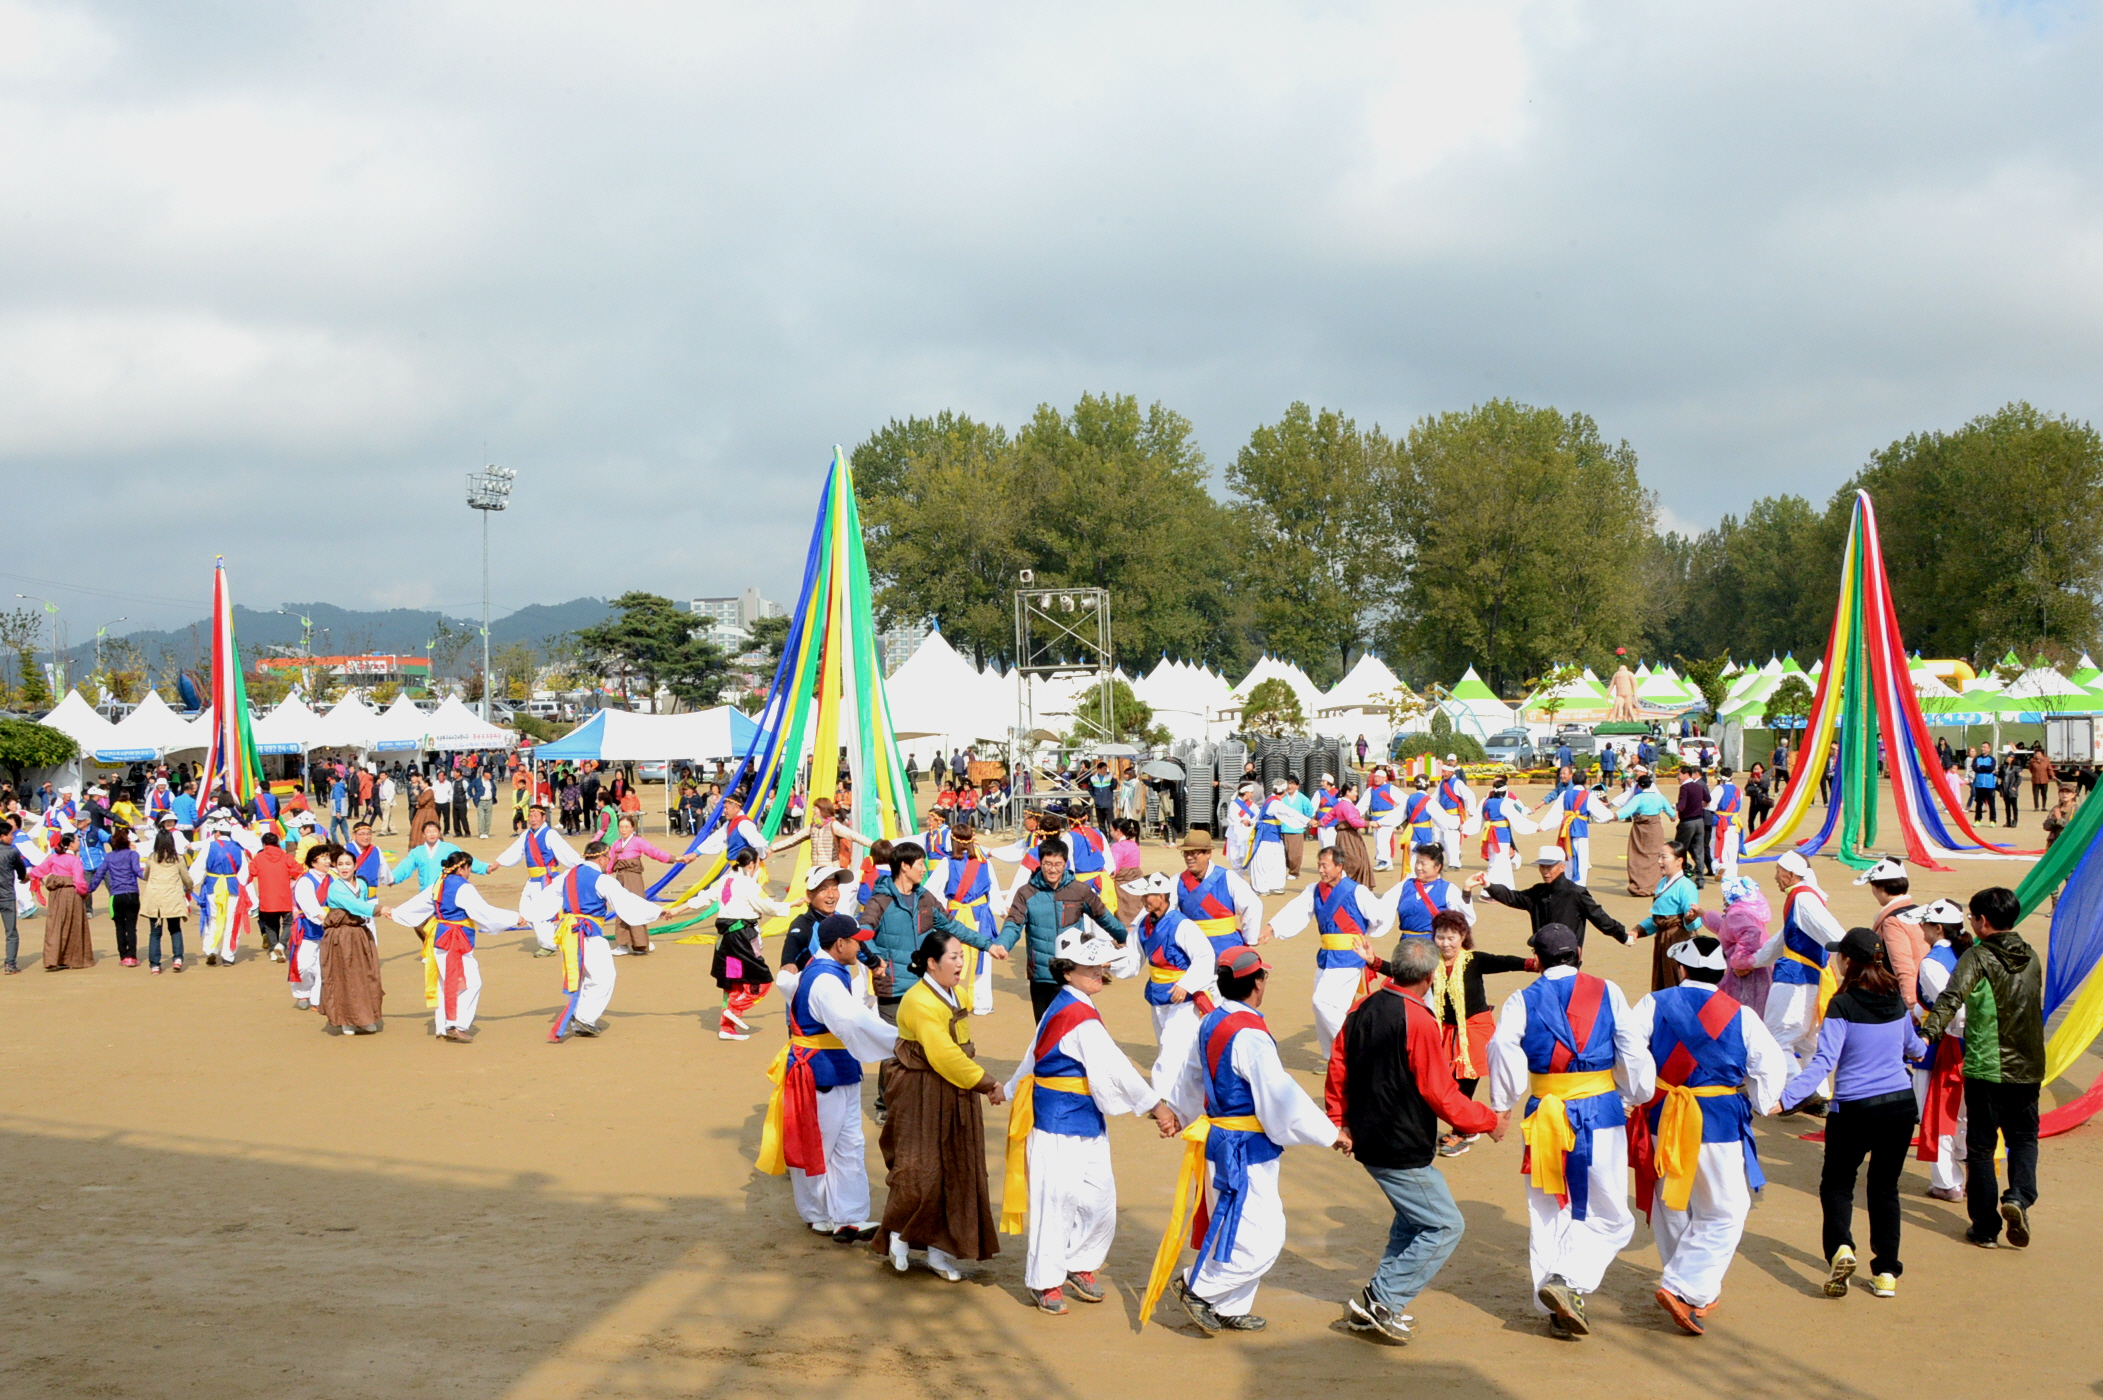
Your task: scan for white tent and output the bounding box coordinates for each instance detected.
[310,695,382,751]
[417,696,518,750]
[108,691,203,755]
[535,705,758,761]
[1317,654,1417,744]
[39,690,135,759]
[885,631,1005,760]
[1438,666,1514,740]
[369,695,434,751]
[251,696,323,754]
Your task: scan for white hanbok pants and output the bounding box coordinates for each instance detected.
[1247,842,1287,896]
[1188,1156,1284,1318]
[788,1084,871,1228]
[1652,1142,1752,1308]
[291,939,322,1006]
[1526,1126,1633,1305]
[1485,849,1517,891]
[1025,1129,1118,1290]
[1312,966,1361,1064]
[1764,982,1822,1070]
[968,944,995,1016]
[1715,827,1740,883]
[1441,825,1464,869]
[1373,817,1402,869]
[526,877,557,950]
[1150,1000,1202,1101]
[1913,1068,1968,1192]
[1567,836,1591,885]
[434,951,481,1034]
[575,936,617,1026]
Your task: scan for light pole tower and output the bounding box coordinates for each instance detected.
[466,464,517,721]
[94,618,127,676]
[13,593,59,698]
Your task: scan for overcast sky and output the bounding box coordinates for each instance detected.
[5,1,2099,640]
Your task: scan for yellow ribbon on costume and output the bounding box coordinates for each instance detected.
[948,893,991,1014]
[1652,1084,1739,1213]
[1138,1114,1265,1328]
[419,916,440,1008]
[1194,915,1236,941]
[1318,933,1362,952]
[755,1033,848,1176]
[1148,964,1184,985]
[999,1074,1091,1234]
[1778,946,1841,1019]
[1521,1070,1619,1196]
[553,913,587,994]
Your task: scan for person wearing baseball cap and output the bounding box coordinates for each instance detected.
[1524,773,1611,887]
[1470,845,1628,948]
[1004,924,1178,1315]
[1757,851,1847,1082]
[1906,898,1972,1202]
[1433,760,1475,871]
[780,864,864,984]
[1484,923,1655,1338]
[1174,827,1263,959]
[1361,766,1404,871]
[1144,943,1339,1335]
[1626,935,1789,1334]
[756,911,896,1244]
[1124,869,1217,1094]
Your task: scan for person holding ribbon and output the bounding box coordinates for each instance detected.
[495,805,584,957]
[1263,843,1395,1062]
[1002,924,1176,1315]
[1146,945,1340,1335]
[389,850,519,1043]
[605,815,694,956]
[757,913,897,1243]
[1626,935,1788,1334]
[1485,923,1655,1338]
[875,928,1004,1283]
[1125,870,1218,1094]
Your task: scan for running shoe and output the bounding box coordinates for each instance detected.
[2001,1199,2031,1248]
[1344,1287,1413,1343]
[1823,1244,1856,1297]
[1655,1287,1703,1335]
[1867,1273,1896,1298]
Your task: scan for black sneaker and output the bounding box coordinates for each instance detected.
[2001,1199,2031,1248]
[1173,1275,1221,1334]
[1344,1287,1413,1343]
[1217,1313,1266,1331]
[1538,1278,1590,1336]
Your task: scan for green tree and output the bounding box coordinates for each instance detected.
[1838,403,2103,663]
[1676,655,1732,723]
[575,592,727,712]
[1765,674,1814,731]
[1064,678,1170,748]
[0,607,46,709]
[426,617,475,679]
[1228,402,1399,685]
[1240,677,1306,736]
[747,615,792,674]
[492,641,540,702]
[1386,400,1654,695]
[246,666,294,707]
[0,719,77,784]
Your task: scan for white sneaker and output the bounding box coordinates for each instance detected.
[809,1220,835,1235]
[611,947,631,956]
[718,1029,749,1041]
[889,1232,911,1273]
[724,1008,750,1031]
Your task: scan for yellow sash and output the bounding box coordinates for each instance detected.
[1139,1114,1266,1327]
[1148,964,1184,985]
[948,892,992,1014]
[999,1074,1091,1233]
[419,916,440,1007]
[755,1033,850,1176]
[1318,932,1361,952]
[1194,915,1236,939]
[1521,1069,1619,1197]
[1653,1084,1739,1212]
[1780,947,1842,1018]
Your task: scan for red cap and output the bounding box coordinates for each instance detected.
[1216,946,1269,978]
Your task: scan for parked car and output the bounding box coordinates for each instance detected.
[637,760,670,783]
[1483,729,1540,768]
[1551,725,1600,757]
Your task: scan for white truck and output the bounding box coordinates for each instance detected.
[2045,716,2101,771]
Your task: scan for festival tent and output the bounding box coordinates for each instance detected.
[109,691,204,756]
[416,695,519,750]
[368,694,434,752]
[534,705,758,762]
[309,695,381,751]
[1744,490,2030,871]
[1637,665,1699,709]
[250,696,321,755]
[1316,653,1417,745]
[2069,652,2101,690]
[1439,666,1513,736]
[39,690,152,763]
[884,629,1001,753]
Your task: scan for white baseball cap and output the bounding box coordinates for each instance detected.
[804,864,853,891]
[1054,926,1120,966]
[1534,845,1567,865]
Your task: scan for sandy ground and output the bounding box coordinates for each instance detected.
[4,783,2101,1400]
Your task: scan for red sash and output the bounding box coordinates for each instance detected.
[1408,880,1440,926]
[1181,871,1236,922]
[435,922,474,1021]
[1917,1033,1965,1162]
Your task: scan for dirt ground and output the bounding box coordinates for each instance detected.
[4,781,2100,1400]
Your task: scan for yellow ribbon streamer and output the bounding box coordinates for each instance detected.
[754,1033,848,1177]
[1521,1070,1619,1196]
[998,1074,1091,1234]
[1138,1114,1264,1327]
[1652,1084,1739,1213]
[419,916,440,1008]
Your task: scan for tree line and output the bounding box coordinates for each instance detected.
[855,397,2103,698]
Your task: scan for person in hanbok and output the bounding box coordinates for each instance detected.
[390,851,521,1042]
[318,846,393,1035]
[1473,776,1534,891]
[1263,844,1393,1061]
[1245,780,1308,897]
[32,832,95,969]
[605,814,697,954]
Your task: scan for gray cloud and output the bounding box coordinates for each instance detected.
[3,1,2098,635]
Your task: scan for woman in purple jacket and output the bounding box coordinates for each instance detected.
[89,828,146,965]
[1783,925,1923,1301]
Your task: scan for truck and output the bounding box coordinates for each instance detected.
[2045,716,2101,770]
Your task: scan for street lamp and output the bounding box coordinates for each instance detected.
[466,463,517,721]
[13,593,58,697]
[276,610,315,696]
[94,617,127,677]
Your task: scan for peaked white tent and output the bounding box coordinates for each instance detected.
[108,691,204,756]
[39,690,140,761]
[884,630,1007,762]
[251,696,323,754]
[1437,666,1514,740]
[310,696,382,751]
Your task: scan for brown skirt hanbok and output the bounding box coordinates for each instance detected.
[318,909,386,1030]
[1114,865,1144,926]
[610,858,652,951]
[873,1034,1000,1262]
[1334,825,1375,886]
[41,877,95,969]
[1648,912,1694,993]
[1626,813,1672,898]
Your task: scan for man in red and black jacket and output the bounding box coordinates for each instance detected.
[1324,936,1502,1343]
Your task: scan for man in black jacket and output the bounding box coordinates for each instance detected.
[1324,937,1503,1343]
[1470,845,1628,945]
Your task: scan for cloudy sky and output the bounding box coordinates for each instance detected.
[5,1,2099,638]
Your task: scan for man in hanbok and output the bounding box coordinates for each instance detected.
[1126,871,1218,1094]
[496,804,584,956]
[520,838,666,1040]
[1363,766,1404,871]
[389,850,522,1042]
[1527,779,1613,886]
[1147,946,1340,1333]
[1475,777,1534,890]
[1749,851,1845,1081]
[187,815,256,966]
[1627,935,1787,1334]
[1175,829,1262,959]
[1486,923,1655,1337]
[1264,845,1393,1061]
[1246,780,1308,896]
[1709,768,1746,883]
[931,823,1002,1014]
[1435,760,1476,870]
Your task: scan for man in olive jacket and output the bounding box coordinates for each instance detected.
[997,837,1127,1019]
[1919,886,2044,1249]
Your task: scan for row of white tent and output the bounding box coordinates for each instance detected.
[879,631,1521,760]
[39,689,516,762]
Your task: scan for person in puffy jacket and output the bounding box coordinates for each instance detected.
[1918,886,2043,1250]
[996,838,1127,1019]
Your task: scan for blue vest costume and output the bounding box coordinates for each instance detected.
[348,840,386,887]
[1364,783,1399,820]
[1519,974,1625,1220]
[523,826,559,881]
[1030,986,1107,1136]
[1312,877,1372,969]
[1402,791,1438,846]
[1389,877,1458,937]
[1644,984,1763,1190]
[1915,943,1965,1064]
[435,872,477,949]
[1480,795,1521,853]
[1253,800,1283,848]
[558,867,612,936]
[787,957,862,1088]
[1772,887,1830,987]
[1140,908,1195,1006]
[1193,1005,1283,1266]
[296,871,331,940]
[1179,865,1246,957]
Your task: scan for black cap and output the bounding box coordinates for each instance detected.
[1528,922,1581,958]
[1837,926,1882,964]
[818,913,867,946]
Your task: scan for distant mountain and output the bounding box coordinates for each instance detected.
[62,597,614,678]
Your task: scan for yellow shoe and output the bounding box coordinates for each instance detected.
[1823,1244,1856,1298]
[1867,1273,1896,1298]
